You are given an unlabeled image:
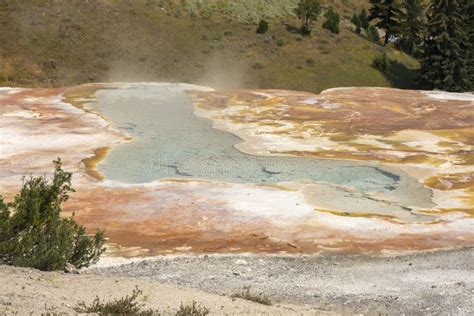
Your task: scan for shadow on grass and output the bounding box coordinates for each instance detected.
[384,59,419,90]
[285,23,301,34]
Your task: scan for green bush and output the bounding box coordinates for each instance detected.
[176,301,210,316]
[0,159,104,271]
[322,7,340,34]
[76,287,160,315]
[359,9,370,31]
[231,288,272,305]
[77,287,210,316]
[256,19,269,34]
[367,25,381,44]
[372,53,388,73]
[351,14,361,33]
[351,9,369,34]
[295,0,321,35]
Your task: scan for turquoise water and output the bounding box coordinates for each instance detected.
[90,84,415,196]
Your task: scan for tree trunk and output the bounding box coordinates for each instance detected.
[384,31,390,45]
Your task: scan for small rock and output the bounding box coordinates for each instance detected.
[235,259,248,266]
[64,263,79,274]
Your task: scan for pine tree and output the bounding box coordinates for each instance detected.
[351,9,370,34]
[369,0,402,45]
[367,25,381,44]
[256,19,269,34]
[467,0,474,85]
[352,14,362,33]
[399,0,426,56]
[359,9,370,32]
[420,0,471,92]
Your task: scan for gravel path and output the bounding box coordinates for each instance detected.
[1,248,472,315]
[89,248,474,315]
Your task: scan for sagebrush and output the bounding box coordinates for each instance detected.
[75,287,160,315]
[0,159,104,271]
[176,301,210,316]
[76,288,210,316]
[231,287,272,305]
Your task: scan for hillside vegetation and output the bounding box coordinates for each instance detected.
[0,0,419,93]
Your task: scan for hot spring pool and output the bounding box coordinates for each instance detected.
[88,83,433,216]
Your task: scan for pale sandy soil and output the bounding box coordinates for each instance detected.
[1,248,473,315]
[0,265,324,315]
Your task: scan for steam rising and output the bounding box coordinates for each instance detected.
[194,51,248,90]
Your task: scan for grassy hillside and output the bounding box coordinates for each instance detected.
[155,0,369,22]
[0,0,419,93]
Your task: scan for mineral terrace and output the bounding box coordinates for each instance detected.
[0,83,473,257]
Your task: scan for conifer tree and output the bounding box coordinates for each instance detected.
[256,19,269,34]
[367,25,381,44]
[420,0,471,92]
[352,9,370,34]
[369,0,402,45]
[352,14,362,34]
[359,9,370,32]
[399,0,426,56]
[467,0,474,85]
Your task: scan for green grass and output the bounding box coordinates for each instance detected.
[0,0,418,93]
